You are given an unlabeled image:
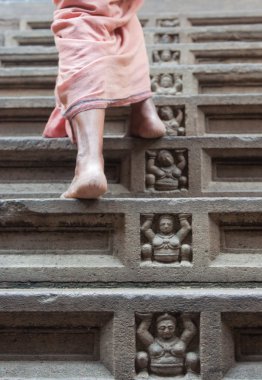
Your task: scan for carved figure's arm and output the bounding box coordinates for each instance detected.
[176,214,191,242]
[175,109,183,126]
[172,51,180,61]
[147,151,165,177]
[171,166,182,179]
[151,75,159,92]
[141,214,155,242]
[153,51,161,62]
[176,151,186,171]
[137,313,154,348]
[175,76,183,93]
[180,314,197,347]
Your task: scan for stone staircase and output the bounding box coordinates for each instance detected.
[0,0,262,379]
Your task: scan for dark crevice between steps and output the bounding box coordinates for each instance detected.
[0,281,261,289]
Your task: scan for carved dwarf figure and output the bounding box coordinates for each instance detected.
[136,313,199,379]
[146,149,187,191]
[141,214,192,264]
[153,50,180,64]
[151,74,182,95]
[157,33,179,44]
[158,106,185,136]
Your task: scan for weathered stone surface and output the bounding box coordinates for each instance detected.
[0,288,260,379]
[0,46,58,67]
[0,1,262,379]
[0,198,260,283]
[0,136,262,198]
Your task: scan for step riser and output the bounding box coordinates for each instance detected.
[3,67,262,99]
[1,137,262,197]
[0,199,261,283]
[1,98,262,137]
[0,107,129,137]
[0,288,260,380]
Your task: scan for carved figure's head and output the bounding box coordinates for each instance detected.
[157,149,175,167]
[160,74,173,88]
[156,313,177,340]
[161,33,172,43]
[160,49,172,62]
[159,215,174,234]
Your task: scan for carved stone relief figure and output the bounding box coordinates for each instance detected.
[151,74,183,95]
[135,313,200,379]
[155,33,179,44]
[146,149,187,192]
[157,18,180,27]
[141,214,192,264]
[158,106,185,136]
[153,50,180,64]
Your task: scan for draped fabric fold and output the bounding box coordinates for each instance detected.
[43,0,151,138]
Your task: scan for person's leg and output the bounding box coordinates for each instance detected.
[62,109,107,199]
[129,98,166,138]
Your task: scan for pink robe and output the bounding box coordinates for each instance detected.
[43,0,152,138]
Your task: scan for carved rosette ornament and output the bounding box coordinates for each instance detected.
[157,106,185,136]
[135,312,200,379]
[151,74,183,95]
[141,214,192,265]
[146,149,188,192]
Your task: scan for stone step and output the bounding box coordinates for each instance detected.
[3,19,262,48]
[148,41,262,65]
[0,286,260,380]
[2,42,262,69]
[4,30,54,47]
[0,97,129,137]
[0,67,57,96]
[1,95,262,139]
[0,136,262,198]
[3,9,262,29]
[4,25,262,49]
[0,198,261,283]
[2,64,262,98]
[143,24,262,45]
[0,47,58,67]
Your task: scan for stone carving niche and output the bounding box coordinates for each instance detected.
[151,74,183,95]
[222,313,262,379]
[155,33,179,44]
[153,50,180,64]
[135,312,200,379]
[146,149,188,192]
[141,214,192,265]
[157,106,185,136]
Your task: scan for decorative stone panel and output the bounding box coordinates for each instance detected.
[140,213,192,265]
[135,312,200,379]
[146,149,188,193]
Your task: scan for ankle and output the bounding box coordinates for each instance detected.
[76,157,104,171]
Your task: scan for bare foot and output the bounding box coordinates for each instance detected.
[62,163,107,199]
[129,98,166,138]
[61,109,108,199]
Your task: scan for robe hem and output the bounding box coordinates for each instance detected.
[64,90,152,121]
